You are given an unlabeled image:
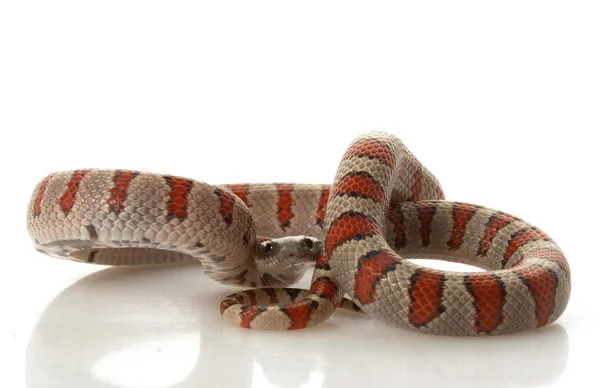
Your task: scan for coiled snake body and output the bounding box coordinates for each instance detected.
[27,132,570,335]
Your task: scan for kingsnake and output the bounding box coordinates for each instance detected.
[26,132,570,335]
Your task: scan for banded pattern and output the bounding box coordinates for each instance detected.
[220,132,570,335]
[28,170,328,287]
[59,169,89,215]
[27,131,570,335]
[214,187,236,225]
[33,173,55,217]
[276,183,295,231]
[315,187,330,227]
[107,169,139,213]
[164,175,194,221]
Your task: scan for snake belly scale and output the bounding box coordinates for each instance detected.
[26,131,570,335]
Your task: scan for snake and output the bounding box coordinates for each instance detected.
[26,132,570,335]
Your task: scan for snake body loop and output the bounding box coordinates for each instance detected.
[27,132,570,335]
[220,132,570,335]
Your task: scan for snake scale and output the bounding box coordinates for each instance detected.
[26,132,570,335]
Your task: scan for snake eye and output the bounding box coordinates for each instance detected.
[264,242,273,253]
[302,237,314,249]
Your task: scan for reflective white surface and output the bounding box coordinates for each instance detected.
[4,256,590,388]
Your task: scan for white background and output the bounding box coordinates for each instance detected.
[1,1,599,388]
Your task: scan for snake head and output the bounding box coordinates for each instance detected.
[255,236,323,285]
